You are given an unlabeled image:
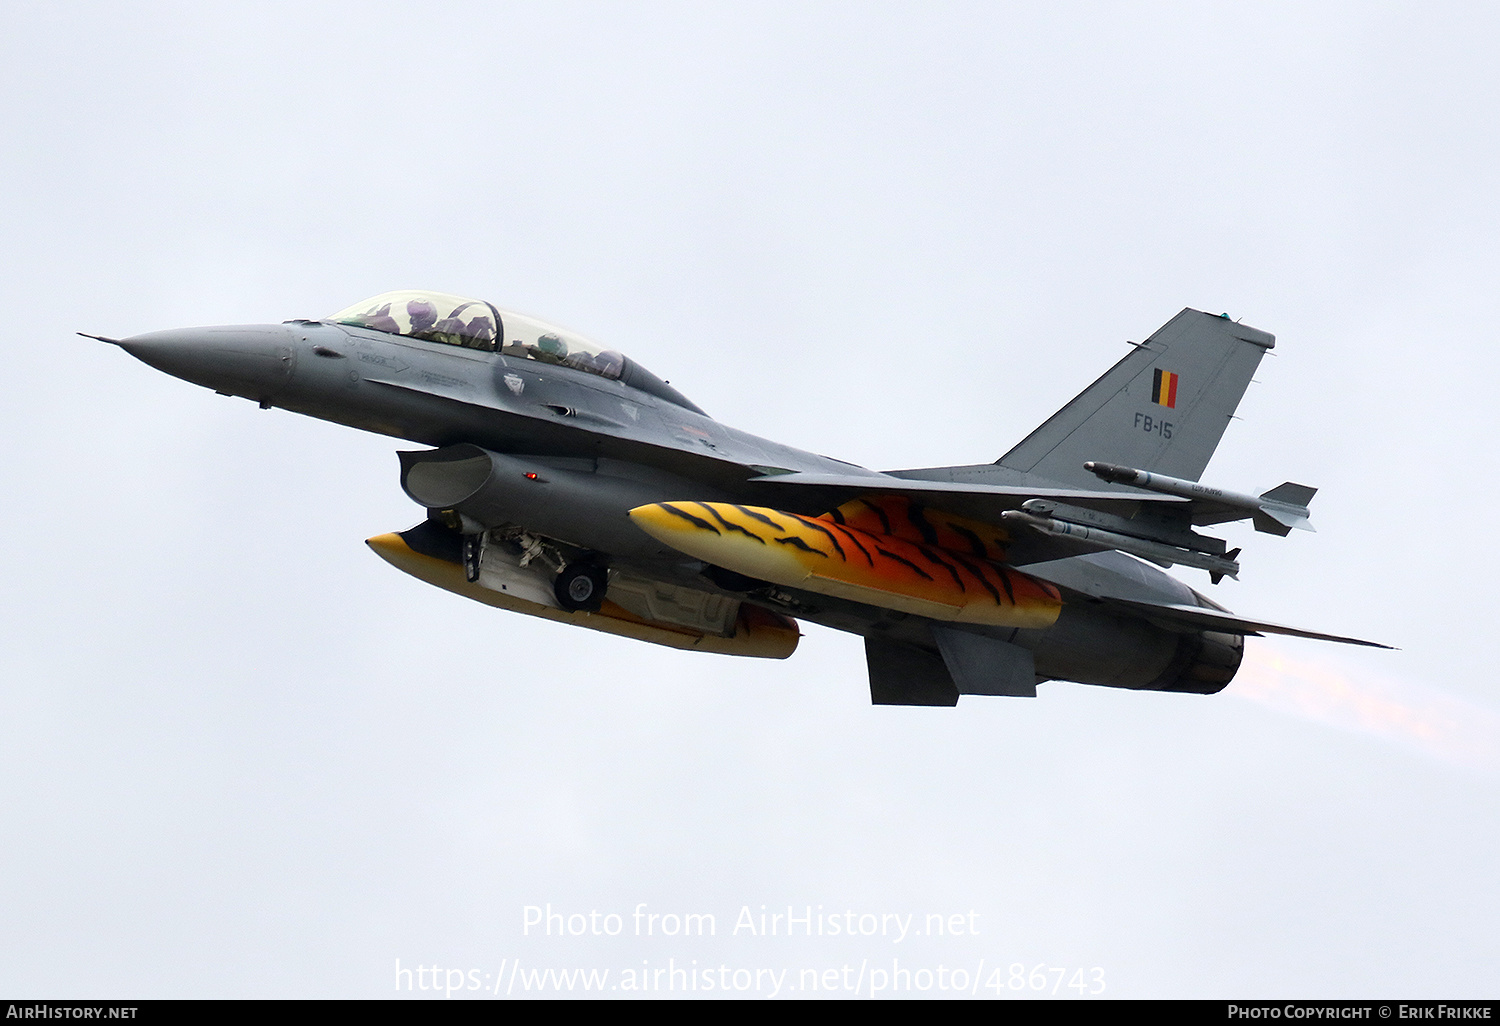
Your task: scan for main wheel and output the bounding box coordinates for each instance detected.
[554,562,608,612]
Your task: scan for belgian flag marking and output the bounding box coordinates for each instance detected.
[1152,368,1179,408]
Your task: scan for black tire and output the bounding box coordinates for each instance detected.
[554,562,608,612]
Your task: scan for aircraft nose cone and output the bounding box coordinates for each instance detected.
[119,325,296,399]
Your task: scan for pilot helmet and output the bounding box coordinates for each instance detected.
[406,299,438,332]
[535,332,568,357]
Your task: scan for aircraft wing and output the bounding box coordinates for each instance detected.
[742,470,1182,520]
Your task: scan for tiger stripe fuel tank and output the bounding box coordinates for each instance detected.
[629,501,1062,629]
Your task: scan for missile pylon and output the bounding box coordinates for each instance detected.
[1000,509,1241,581]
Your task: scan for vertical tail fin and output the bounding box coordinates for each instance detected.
[997,309,1274,486]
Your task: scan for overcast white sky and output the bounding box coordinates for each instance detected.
[3,1,1498,999]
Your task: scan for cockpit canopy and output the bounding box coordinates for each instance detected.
[328,290,703,413]
[330,290,625,382]
[332,290,499,350]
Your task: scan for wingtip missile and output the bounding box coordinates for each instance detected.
[1082,461,1136,485]
[1085,461,1315,534]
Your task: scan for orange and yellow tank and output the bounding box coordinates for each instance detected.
[367,531,800,658]
[628,500,1062,629]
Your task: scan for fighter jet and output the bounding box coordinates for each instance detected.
[91,290,1387,705]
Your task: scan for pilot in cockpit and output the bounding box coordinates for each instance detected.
[530,332,570,365]
[406,299,439,337]
[363,302,399,334]
[462,313,496,346]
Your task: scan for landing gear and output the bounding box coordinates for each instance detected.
[462,534,483,583]
[554,561,609,612]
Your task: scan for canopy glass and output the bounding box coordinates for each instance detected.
[330,291,626,381]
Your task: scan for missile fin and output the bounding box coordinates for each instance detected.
[1260,482,1318,507]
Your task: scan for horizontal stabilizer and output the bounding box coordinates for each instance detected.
[1103,596,1393,649]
